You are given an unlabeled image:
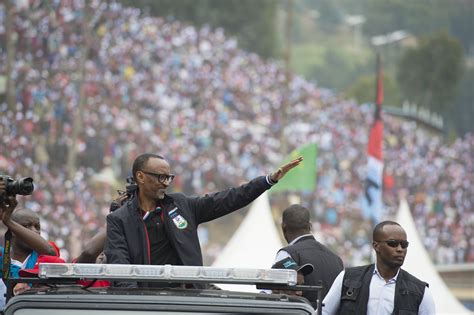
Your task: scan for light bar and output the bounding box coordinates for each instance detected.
[38,264,297,286]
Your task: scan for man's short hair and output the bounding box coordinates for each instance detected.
[132,153,165,181]
[11,208,39,222]
[282,204,311,231]
[373,220,401,240]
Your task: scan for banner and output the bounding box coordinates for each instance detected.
[270,143,317,193]
[362,53,385,223]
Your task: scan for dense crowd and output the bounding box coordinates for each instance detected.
[0,0,472,265]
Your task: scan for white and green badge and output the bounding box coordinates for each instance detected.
[168,207,188,229]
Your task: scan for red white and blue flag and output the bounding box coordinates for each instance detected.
[363,53,384,224]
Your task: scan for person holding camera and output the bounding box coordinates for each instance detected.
[105,153,303,287]
[0,178,60,308]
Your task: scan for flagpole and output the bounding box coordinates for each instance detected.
[281,0,294,155]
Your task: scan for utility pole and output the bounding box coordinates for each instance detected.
[66,2,92,180]
[281,0,293,155]
[5,0,16,110]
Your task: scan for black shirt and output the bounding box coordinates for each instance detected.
[144,206,179,266]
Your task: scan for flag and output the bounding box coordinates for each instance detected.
[270,143,317,193]
[362,53,384,224]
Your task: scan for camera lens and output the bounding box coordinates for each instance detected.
[7,177,34,196]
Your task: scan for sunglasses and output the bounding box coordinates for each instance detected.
[141,171,175,184]
[375,239,409,249]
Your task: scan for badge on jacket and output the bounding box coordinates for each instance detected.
[168,207,188,229]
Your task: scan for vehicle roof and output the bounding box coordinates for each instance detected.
[5,286,316,314]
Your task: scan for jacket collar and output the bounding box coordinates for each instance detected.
[129,190,175,215]
[290,234,315,245]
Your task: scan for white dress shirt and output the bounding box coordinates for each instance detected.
[322,265,436,315]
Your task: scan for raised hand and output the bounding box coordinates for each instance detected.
[1,195,17,223]
[270,156,303,183]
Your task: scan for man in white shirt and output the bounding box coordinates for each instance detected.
[322,221,435,315]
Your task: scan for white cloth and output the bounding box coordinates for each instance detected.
[322,266,436,315]
[0,280,6,310]
[0,254,31,309]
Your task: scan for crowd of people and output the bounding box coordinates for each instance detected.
[0,0,472,265]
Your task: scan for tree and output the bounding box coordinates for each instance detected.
[302,0,341,34]
[343,0,473,55]
[397,32,463,115]
[452,68,474,136]
[306,47,371,91]
[346,72,401,107]
[210,0,278,59]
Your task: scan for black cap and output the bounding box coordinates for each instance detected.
[272,257,314,276]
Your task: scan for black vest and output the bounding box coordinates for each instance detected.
[337,264,428,315]
[282,235,344,304]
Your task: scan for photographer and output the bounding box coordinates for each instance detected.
[0,178,59,308]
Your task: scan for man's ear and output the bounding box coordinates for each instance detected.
[136,171,145,184]
[372,241,379,253]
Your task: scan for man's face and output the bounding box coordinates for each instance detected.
[13,213,41,251]
[136,158,172,201]
[373,224,408,269]
[16,213,41,234]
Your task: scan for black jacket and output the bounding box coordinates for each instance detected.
[337,264,427,315]
[105,175,271,270]
[282,235,344,304]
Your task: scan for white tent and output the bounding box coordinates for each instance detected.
[396,199,470,314]
[212,192,283,292]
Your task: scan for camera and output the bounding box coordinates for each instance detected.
[0,175,35,203]
[109,176,137,212]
